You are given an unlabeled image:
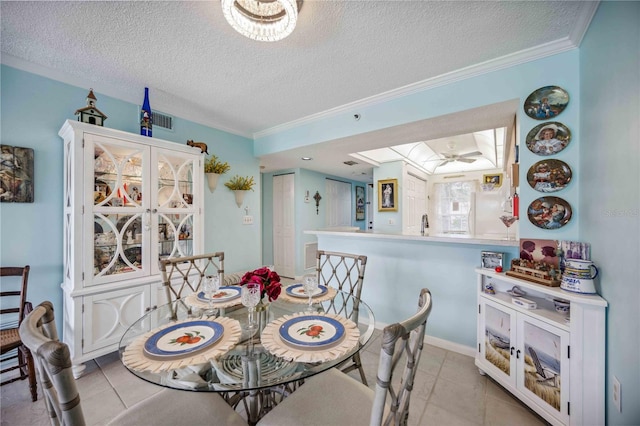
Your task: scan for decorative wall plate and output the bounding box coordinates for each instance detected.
[527,196,572,230]
[523,86,569,120]
[525,122,571,155]
[527,160,572,193]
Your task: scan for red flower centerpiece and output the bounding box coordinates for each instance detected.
[240,267,282,302]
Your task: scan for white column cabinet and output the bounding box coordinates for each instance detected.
[476,269,607,426]
[59,120,204,372]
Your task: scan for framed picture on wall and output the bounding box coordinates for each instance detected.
[482,173,503,188]
[377,179,398,212]
[0,144,34,203]
[355,186,365,220]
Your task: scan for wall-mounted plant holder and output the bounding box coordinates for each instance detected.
[206,173,220,193]
[234,190,247,208]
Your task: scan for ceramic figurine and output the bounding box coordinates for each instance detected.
[186,140,209,154]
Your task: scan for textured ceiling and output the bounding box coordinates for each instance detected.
[1,1,597,180]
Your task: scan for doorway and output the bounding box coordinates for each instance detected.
[272,174,295,278]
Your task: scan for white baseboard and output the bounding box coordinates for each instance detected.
[373,321,475,358]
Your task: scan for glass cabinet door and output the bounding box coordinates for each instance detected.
[89,134,150,284]
[152,150,199,271]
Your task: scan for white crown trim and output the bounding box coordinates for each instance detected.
[254,37,579,139]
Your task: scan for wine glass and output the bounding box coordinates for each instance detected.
[499,215,518,240]
[241,283,261,330]
[302,274,318,313]
[202,275,220,317]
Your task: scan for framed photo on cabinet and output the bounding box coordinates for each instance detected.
[481,251,504,270]
[378,179,398,212]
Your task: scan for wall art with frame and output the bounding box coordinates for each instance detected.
[0,144,34,203]
[378,179,398,212]
[355,186,365,220]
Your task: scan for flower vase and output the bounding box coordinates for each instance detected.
[255,299,270,333]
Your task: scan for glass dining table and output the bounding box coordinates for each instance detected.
[118,285,375,425]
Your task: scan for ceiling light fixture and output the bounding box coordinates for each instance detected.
[221,0,300,42]
[301,157,312,160]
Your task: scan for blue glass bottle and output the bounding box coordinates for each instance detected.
[140,87,152,137]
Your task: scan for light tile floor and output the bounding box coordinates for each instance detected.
[1,330,548,426]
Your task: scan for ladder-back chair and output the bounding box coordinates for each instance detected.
[1,265,37,401]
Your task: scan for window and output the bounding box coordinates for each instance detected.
[433,181,475,234]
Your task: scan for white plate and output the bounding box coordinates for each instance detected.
[279,315,345,348]
[143,320,224,360]
[286,284,328,299]
[197,286,241,303]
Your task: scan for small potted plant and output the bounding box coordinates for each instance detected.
[204,155,230,192]
[224,175,255,207]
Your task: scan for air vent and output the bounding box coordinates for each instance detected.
[343,160,358,166]
[152,111,174,131]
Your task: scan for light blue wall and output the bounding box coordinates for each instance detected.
[254,53,583,355]
[0,66,261,334]
[317,234,518,347]
[254,23,640,423]
[580,2,640,424]
[373,161,404,232]
[261,168,367,276]
[256,51,582,242]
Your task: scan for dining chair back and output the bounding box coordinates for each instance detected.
[20,301,247,426]
[370,287,432,425]
[159,252,224,303]
[315,250,368,384]
[1,265,37,401]
[20,301,84,425]
[257,288,433,426]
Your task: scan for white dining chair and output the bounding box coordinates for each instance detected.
[257,288,432,426]
[159,252,225,302]
[20,301,247,426]
[315,250,369,384]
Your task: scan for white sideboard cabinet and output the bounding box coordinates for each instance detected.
[475,269,607,426]
[59,120,204,376]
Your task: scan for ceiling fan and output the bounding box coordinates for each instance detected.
[424,141,483,168]
[434,151,483,167]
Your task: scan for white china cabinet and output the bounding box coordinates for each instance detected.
[475,269,607,426]
[59,120,204,375]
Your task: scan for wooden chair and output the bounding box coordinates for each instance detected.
[159,252,224,302]
[20,301,247,426]
[1,265,37,401]
[316,250,369,384]
[257,288,433,426]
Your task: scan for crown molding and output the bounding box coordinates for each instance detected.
[1,54,252,139]
[254,37,579,140]
[569,1,600,47]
